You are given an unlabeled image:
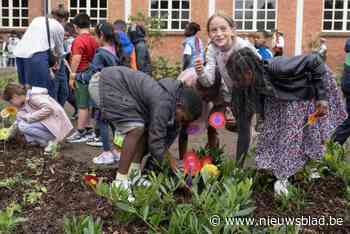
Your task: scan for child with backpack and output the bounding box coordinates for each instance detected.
[182,22,205,71]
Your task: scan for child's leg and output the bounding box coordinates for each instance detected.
[117,127,145,175]
[18,121,55,146]
[97,119,111,152]
[236,112,253,167]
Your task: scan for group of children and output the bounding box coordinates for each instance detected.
[1,12,348,199]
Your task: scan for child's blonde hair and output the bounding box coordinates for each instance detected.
[2,83,26,101]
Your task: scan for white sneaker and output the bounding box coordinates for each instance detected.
[111,179,135,202]
[86,137,103,147]
[93,151,116,165]
[112,149,121,162]
[274,179,289,196]
[44,141,58,155]
[309,168,321,179]
[66,130,88,143]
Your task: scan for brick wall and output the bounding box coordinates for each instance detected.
[0,0,349,72]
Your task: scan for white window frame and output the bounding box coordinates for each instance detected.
[233,0,278,32]
[322,0,350,32]
[68,0,108,26]
[149,0,191,32]
[0,0,29,28]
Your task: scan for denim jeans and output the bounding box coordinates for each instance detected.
[53,61,69,106]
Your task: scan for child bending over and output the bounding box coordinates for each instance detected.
[89,66,203,201]
[2,84,73,154]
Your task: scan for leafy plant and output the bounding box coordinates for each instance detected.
[23,183,47,205]
[0,202,27,234]
[96,156,256,233]
[151,57,181,80]
[63,215,103,234]
[276,184,309,211]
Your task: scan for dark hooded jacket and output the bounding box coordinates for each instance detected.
[128,25,152,75]
[98,66,181,160]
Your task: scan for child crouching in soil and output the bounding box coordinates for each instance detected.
[88,66,203,202]
[2,83,73,154]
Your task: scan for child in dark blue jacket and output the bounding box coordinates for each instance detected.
[76,22,122,164]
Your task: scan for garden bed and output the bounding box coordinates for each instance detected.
[0,137,349,233]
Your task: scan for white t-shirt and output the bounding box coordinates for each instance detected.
[14,17,64,58]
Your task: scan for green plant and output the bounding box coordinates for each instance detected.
[151,57,181,80]
[276,184,309,212]
[96,156,256,233]
[23,183,47,205]
[63,215,103,234]
[0,202,27,234]
[128,12,164,52]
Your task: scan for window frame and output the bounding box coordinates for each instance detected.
[149,0,191,32]
[322,0,350,32]
[0,0,29,28]
[233,0,278,32]
[68,0,108,27]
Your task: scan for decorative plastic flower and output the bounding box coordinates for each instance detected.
[83,174,98,188]
[307,110,321,125]
[183,151,202,176]
[0,109,9,119]
[209,112,226,129]
[0,128,10,141]
[201,164,220,177]
[6,106,17,116]
[186,124,201,135]
[201,155,213,166]
[0,106,17,119]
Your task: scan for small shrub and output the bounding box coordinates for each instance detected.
[0,202,27,234]
[151,57,181,80]
[63,215,103,234]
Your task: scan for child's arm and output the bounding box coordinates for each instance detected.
[23,97,54,123]
[195,44,217,87]
[148,104,172,161]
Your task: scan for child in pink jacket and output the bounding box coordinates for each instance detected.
[2,83,73,154]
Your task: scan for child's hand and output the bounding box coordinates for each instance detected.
[69,73,76,90]
[194,58,204,75]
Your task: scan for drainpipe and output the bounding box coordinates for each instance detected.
[125,0,131,22]
[295,0,304,55]
[208,0,216,17]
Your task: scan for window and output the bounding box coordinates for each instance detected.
[69,0,107,27]
[234,0,277,31]
[323,0,350,31]
[0,0,29,27]
[150,0,191,31]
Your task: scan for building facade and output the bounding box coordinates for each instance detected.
[0,0,349,71]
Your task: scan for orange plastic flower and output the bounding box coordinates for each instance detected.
[5,106,17,116]
[307,111,320,125]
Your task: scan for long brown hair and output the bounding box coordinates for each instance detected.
[2,83,26,101]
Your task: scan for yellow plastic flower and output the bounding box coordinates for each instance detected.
[0,128,10,141]
[0,109,9,119]
[201,164,220,177]
[113,134,124,148]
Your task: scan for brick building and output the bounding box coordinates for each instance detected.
[0,0,350,71]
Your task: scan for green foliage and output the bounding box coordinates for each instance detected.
[63,215,103,234]
[151,57,181,80]
[96,156,255,233]
[276,184,308,211]
[256,224,301,234]
[196,147,224,165]
[0,202,27,234]
[128,12,164,51]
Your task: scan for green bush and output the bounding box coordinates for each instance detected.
[151,57,181,80]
